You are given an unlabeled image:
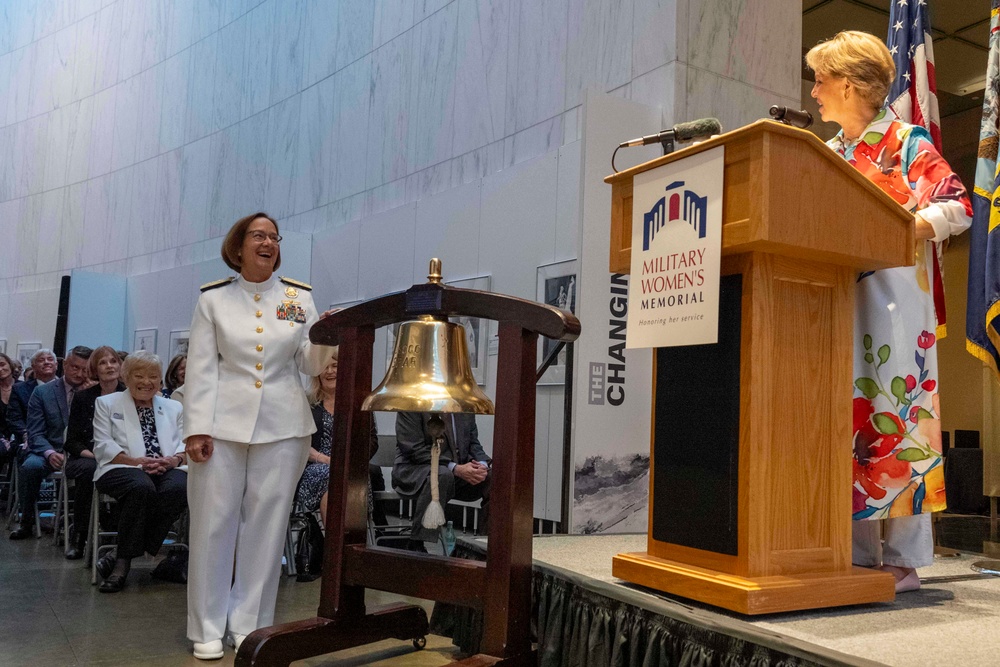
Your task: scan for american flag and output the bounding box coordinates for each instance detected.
[887,0,948,334]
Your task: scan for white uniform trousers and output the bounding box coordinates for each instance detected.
[186,437,310,642]
[852,512,933,569]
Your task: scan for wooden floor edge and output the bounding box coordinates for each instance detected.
[612,551,896,615]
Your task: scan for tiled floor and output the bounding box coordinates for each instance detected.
[0,528,459,666]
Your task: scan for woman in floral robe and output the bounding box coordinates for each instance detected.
[807,31,972,593]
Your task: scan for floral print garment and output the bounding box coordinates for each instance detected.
[829,108,972,520]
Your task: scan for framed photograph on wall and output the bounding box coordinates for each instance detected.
[536,259,578,385]
[445,276,491,385]
[0,339,6,355]
[168,330,190,360]
[133,328,158,354]
[16,342,41,372]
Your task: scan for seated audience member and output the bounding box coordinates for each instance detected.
[392,411,491,552]
[0,353,16,462]
[63,347,125,559]
[11,346,92,540]
[92,351,187,593]
[6,350,57,452]
[162,354,186,399]
[296,354,380,525]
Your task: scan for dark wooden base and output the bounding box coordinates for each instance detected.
[614,551,895,615]
[235,603,429,666]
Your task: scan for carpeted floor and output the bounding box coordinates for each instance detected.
[520,532,1000,667]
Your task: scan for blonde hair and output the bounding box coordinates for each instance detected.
[308,347,339,404]
[805,30,895,113]
[121,350,163,389]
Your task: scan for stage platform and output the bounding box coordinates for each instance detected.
[434,531,1000,667]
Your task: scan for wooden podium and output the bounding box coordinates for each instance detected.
[605,120,910,614]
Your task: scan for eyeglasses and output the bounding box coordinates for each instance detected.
[248,231,282,244]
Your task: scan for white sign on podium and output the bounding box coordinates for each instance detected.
[626,146,724,349]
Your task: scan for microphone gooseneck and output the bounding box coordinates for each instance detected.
[769,105,814,129]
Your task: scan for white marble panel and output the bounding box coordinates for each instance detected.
[310,220,361,308]
[555,140,581,260]
[264,94,300,219]
[357,203,417,299]
[630,61,683,124]
[7,45,33,125]
[87,86,117,178]
[633,0,679,77]
[166,0,195,57]
[178,135,212,246]
[508,115,563,168]
[452,0,508,157]
[0,53,11,128]
[220,0,249,28]
[405,160,456,202]
[15,196,42,278]
[134,63,165,163]
[479,151,559,301]
[366,32,414,188]
[93,2,122,93]
[190,0,222,43]
[28,35,55,119]
[234,110,270,215]
[207,125,240,236]
[365,178,407,217]
[125,271,161,339]
[42,103,74,192]
[336,0,374,70]
[32,0,65,41]
[686,0,801,100]
[35,190,65,274]
[50,22,77,111]
[0,4,12,56]
[0,202,16,278]
[184,32,218,145]
[320,193,366,231]
[213,15,246,132]
[10,3,36,53]
[0,127,13,202]
[82,174,112,266]
[154,266,198,351]
[117,0,146,81]
[332,55,371,199]
[72,10,100,102]
[242,0,275,118]
[76,0,103,20]
[110,75,141,172]
[14,114,49,199]
[452,139,504,185]
[156,149,183,252]
[269,0,306,107]
[509,0,568,133]
[159,49,191,153]
[565,0,632,110]
[407,3,458,173]
[106,166,134,262]
[59,182,88,270]
[302,0,338,88]
[683,66,794,137]
[128,157,160,256]
[412,180,481,283]
[141,0,168,71]
[293,76,335,214]
[373,0,415,49]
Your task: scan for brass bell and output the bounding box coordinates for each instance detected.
[362,259,495,415]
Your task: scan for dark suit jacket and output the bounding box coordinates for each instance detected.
[392,412,487,496]
[27,378,70,457]
[7,379,38,442]
[65,382,125,458]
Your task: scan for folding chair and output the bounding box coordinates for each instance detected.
[34,471,62,538]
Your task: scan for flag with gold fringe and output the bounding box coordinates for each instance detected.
[966,0,1000,374]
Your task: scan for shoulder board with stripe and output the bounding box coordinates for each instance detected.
[279,277,312,291]
[200,277,235,292]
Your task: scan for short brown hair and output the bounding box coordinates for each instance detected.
[121,350,163,389]
[221,212,282,273]
[89,346,120,377]
[805,31,895,113]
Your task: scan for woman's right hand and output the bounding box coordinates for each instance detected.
[186,434,214,463]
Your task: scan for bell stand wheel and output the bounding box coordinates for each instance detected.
[413,636,427,650]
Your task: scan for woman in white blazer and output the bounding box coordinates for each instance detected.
[183,212,333,660]
[92,350,187,594]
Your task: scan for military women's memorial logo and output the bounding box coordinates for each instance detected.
[627,146,724,348]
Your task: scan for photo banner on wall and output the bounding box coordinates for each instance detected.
[627,146,724,349]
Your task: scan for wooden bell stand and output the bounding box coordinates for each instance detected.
[236,279,580,666]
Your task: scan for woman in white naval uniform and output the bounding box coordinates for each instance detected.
[184,212,333,660]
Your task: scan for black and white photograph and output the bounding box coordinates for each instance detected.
[133,328,158,354]
[446,276,491,385]
[168,330,189,359]
[536,260,578,385]
[15,342,41,371]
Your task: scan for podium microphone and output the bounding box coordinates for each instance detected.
[769,105,813,129]
[618,117,723,148]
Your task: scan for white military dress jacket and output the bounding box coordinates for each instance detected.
[93,392,185,481]
[183,274,333,445]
